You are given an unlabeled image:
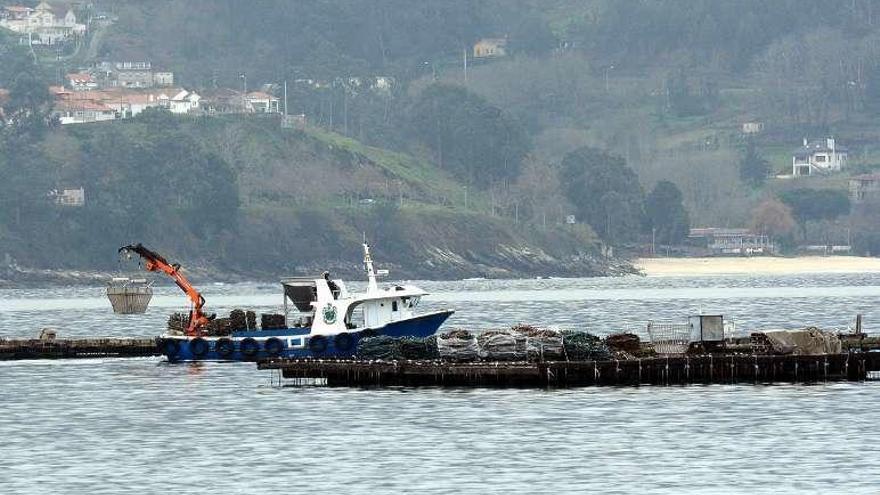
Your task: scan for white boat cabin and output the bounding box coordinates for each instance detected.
[281,244,427,336]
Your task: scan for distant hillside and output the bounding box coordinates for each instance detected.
[6,0,880,275]
[0,112,619,283]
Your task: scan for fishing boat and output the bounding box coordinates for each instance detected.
[157,243,453,362]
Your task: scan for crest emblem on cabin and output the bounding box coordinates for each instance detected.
[322,303,337,324]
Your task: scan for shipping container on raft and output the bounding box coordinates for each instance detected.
[106,277,154,314]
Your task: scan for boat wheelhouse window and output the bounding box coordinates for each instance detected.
[282,279,318,312]
[346,304,365,329]
[392,301,398,312]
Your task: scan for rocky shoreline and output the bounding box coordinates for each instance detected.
[0,250,637,288]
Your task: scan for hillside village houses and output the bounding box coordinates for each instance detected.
[50,86,201,124]
[0,2,86,45]
[792,137,848,177]
[89,61,175,89]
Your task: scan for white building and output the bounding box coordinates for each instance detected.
[689,228,774,256]
[153,72,174,87]
[66,73,97,91]
[245,91,280,113]
[473,38,507,58]
[742,122,764,134]
[792,137,848,177]
[51,187,85,207]
[165,90,201,114]
[0,2,86,45]
[54,98,116,125]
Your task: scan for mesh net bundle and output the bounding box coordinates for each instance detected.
[261,313,286,330]
[512,326,564,360]
[605,333,641,354]
[478,329,527,361]
[357,335,403,360]
[166,312,189,334]
[561,330,613,361]
[436,330,480,361]
[398,335,440,360]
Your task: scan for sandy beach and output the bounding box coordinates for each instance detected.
[636,256,880,276]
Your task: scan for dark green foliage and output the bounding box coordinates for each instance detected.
[864,63,880,116]
[572,0,832,71]
[560,147,644,243]
[0,117,239,268]
[409,83,529,188]
[0,30,51,138]
[665,69,718,117]
[508,16,557,56]
[644,181,690,245]
[779,188,851,237]
[739,142,770,187]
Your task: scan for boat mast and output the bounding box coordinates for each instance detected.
[363,242,379,293]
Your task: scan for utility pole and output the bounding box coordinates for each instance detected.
[652,227,656,256]
[284,80,288,117]
[604,65,614,93]
[240,73,247,113]
[343,87,348,135]
[463,47,468,83]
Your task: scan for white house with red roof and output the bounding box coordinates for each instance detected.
[166,90,201,114]
[53,98,116,125]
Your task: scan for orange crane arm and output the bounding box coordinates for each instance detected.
[119,244,210,336]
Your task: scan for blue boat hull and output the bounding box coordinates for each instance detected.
[159,310,453,362]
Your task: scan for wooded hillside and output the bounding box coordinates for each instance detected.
[4,0,880,281]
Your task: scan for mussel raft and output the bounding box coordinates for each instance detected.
[257,331,880,388]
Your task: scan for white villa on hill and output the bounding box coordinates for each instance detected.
[792,137,848,177]
[0,2,86,45]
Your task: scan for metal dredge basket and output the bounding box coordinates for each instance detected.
[647,321,691,355]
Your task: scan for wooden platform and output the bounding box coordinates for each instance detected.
[258,353,880,388]
[0,338,159,360]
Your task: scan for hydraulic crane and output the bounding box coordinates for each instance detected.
[119,243,210,336]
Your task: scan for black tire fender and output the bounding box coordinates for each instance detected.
[240,337,259,357]
[264,337,284,357]
[334,332,354,352]
[309,335,328,354]
[216,338,234,358]
[189,337,209,357]
[161,338,180,357]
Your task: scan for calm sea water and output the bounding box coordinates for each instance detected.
[1,273,879,494]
